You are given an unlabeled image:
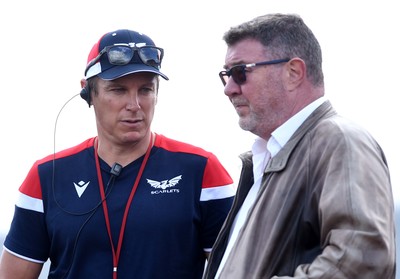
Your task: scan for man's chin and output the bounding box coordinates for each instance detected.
[238,118,252,132]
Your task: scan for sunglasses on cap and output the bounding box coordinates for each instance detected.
[219,58,290,86]
[85,44,164,76]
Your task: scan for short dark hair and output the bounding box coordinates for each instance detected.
[223,13,324,86]
[87,77,99,97]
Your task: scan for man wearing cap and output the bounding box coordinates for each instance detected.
[0,29,235,279]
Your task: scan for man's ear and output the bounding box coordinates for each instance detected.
[79,78,91,107]
[284,58,306,91]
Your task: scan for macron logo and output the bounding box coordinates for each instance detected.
[74,181,90,198]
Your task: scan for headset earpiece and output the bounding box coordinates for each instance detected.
[80,85,91,107]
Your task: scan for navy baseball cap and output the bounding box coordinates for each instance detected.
[84,29,169,81]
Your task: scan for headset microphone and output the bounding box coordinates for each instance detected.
[110,163,123,177]
[105,163,122,192]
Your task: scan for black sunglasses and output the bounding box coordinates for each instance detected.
[85,44,164,76]
[219,58,290,86]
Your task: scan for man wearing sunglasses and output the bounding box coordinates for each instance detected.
[0,29,235,279]
[203,13,396,279]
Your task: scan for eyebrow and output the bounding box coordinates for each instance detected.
[223,60,247,70]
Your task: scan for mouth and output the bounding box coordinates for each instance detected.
[124,118,142,123]
[121,118,143,127]
[234,103,246,109]
[230,99,249,115]
[231,97,246,107]
[232,101,247,110]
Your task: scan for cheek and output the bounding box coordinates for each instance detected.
[245,81,267,105]
[249,83,281,111]
[93,99,121,122]
[142,99,157,115]
[93,94,119,108]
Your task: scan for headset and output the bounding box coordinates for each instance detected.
[80,84,91,107]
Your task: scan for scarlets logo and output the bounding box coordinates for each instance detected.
[147,175,182,194]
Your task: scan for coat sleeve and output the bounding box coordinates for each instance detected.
[273,119,396,279]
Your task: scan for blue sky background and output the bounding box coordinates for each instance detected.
[0,1,398,277]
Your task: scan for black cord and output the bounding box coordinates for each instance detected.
[51,93,100,216]
[60,176,117,279]
[50,93,118,278]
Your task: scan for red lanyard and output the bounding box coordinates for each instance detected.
[94,134,153,279]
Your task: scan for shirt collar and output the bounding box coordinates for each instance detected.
[264,96,327,158]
